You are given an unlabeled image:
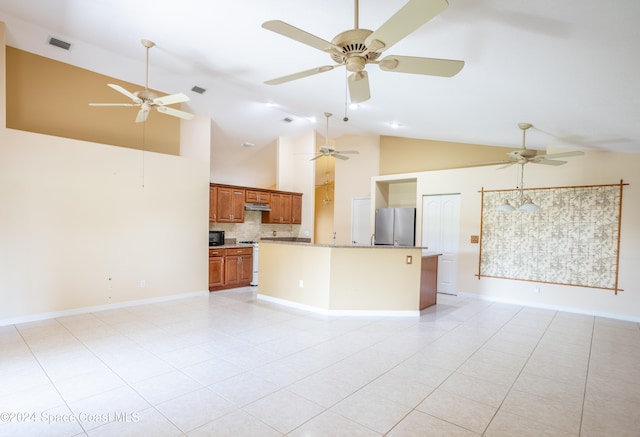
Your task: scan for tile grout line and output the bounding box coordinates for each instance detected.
[578,315,597,436]
[478,307,559,436]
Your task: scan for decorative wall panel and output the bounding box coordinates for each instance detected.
[479,182,625,292]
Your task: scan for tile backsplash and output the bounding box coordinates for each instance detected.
[209,210,299,241]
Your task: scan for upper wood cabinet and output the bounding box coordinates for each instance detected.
[209,185,217,222]
[291,194,302,224]
[216,187,245,223]
[210,183,302,225]
[245,190,271,204]
[263,193,292,224]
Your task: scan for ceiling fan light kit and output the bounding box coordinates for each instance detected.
[262,0,464,103]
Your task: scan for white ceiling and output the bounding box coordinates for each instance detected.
[1,0,639,157]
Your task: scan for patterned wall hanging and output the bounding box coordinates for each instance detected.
[478,180,627,294]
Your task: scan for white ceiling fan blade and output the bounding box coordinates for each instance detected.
[379,55,464,77]
[333,154,350,160]
[497,162,518,170]
[539,150,584,160]
[262,20,342,53]
[334,150,359,155]
[265,65,336,85]
[531,159,567,166]
[467,159,513,167]
[88,103,137,107]
[310,154,324,161]
[107,83,143,104]
[348,71,371,103]
[157,106,195,120]
[152,92,190,106]
[364,0,449,54]
[135,109,149,123]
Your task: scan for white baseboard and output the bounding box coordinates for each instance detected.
[456,291,640,323]
[257,294,420,317]
[0,290,210,327]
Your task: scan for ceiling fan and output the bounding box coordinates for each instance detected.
[262,0,464,103]
[89,39,194,123]
[312,112,359,160]
[472,123,585,169]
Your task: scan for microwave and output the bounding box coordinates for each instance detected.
[209,230,225,246]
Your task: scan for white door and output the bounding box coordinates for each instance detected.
[422,194,460,295]
[351,197,371,246]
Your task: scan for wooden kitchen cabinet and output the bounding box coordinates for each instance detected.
[263,193,292,224]
[291,194,302,224]
[210,183,302,225]
[209,185,218,222]
[208,248,225,289]
[216,187,245,223]
[209,247,253,291]
[224,247,253,287]
[245,190,270,204]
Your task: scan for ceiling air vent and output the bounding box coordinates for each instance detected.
[48,37,71,50]
[191,86,206,94]
[282,117,294,123]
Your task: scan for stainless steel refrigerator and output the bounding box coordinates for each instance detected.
[374,207,416,246]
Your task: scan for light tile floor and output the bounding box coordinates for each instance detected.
[1,288,639,436]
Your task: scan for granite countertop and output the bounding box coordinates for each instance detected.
[259,240,437,252]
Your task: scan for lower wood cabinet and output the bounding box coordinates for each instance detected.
[209,247,253,291]
[419,256,439,309]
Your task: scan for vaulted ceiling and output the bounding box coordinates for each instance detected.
[1,0,639,161]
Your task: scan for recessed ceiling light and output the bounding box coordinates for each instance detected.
[349,103,359,110]
[390,122,400,129]
[242,142,255,148]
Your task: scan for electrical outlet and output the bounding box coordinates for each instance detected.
[533,286,540,294]
[299,279,304,288]
[140,279,146,288]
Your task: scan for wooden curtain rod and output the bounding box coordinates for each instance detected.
[478,180,628,194]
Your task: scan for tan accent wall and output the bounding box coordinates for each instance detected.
[380,135,513,175]
[6,47,180,155]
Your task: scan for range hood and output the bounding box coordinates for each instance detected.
[245,203,271,212]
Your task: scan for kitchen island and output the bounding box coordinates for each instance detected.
[257,241,440,316]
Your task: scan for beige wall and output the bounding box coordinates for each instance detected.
[258,243,332,309]
[333,135,380,245]
[400,149,640,321]
[0,23,210,324]
[314,183,335,244]
[276,131,316,240]
[0,128,209,324]
[258,243,422,312]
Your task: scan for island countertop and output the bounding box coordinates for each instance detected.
[257,242,441,315]
[258,240,440,256]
